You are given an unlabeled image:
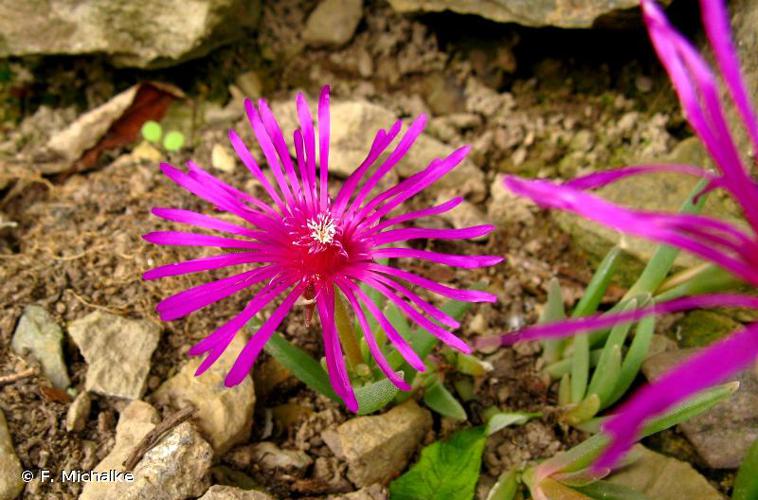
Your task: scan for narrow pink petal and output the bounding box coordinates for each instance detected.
[142,231,262,250]
[699,0,758,156]
[475,293,758,348]
[339,282,411,390]
[503,176,758,284]
[373,247,504,269]
[347,280,427,372]
[357,146,471,229]
[186,160,278,218]
[367,263,498,303]
[157,266,276,321]
[257,99,303,200]
[333,120,403,217]
[143,252,268,280]
[344,114,427,220]
[151,207,262,239]
[372,197,464,232]
[192,279,294,375]
[372,225,495,245]
[224,282,307,386]
[294,129,315,210]
[595,323,758,471]
[227,129,285,211]
[360,276,472,354]
[565,164,715,190]
[365,271,460,328]
[245,99,295,206]
[296,92,318,199]
[318,86,331,210]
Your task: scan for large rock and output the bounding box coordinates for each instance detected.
[0,0,261,68]
[271,98,486,200]
[323,400,432,486]
[11,304,70,389]
[607,445,722,499]
[81,401,213,500]
[0,409,24,500]
[386,0,654,28]
[303,0,363,47]
[153,334,255,455]
[642,348,758,469]
[199,485,275,500]
[69,311,160,400]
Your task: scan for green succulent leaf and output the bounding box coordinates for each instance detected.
[423,378,467,420]
[162,130,185,151]
[485,411,540,436]
[574,480,649,500]
[355,377,401,415]
[265,332,338,402]
[733,438,758,500]
[389,426,486,500]
[541,277,568,364]
[486,469,519,500]
[140,120,162,143]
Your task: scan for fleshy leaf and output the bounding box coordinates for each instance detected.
[574,480,648,500]
[264,332,338,402]
[541,277,568,364]
[423,378,467,420]
[733,438,758,500]
[486,469,519,500]
[356,377,402,415]
[389,426,486,500]
[485,411,540,436]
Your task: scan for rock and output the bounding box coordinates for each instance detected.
[323,400,432,486]
[199,485,275,500]
[246,442,313,472]
[69,311,160,399]
[303,0,363,47]
[488,173,536,226]
[153,334,255,454]
[671,310,743,348]
[66,391,92,432]
[642,348,757,468]
[81,401,213,500]
[271,98,486,199]
[0,408,24,500]
[212,143,237,172]
[553,138,744,283]
[132,141,163,163]
[11,304,70,389]
[607,445,722,499]
[0,0,262,68]
[328,483,387,499]
[386,0,660,28]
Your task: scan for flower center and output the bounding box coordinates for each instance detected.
[307,212,337,245]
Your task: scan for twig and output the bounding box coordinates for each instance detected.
[0,367,37,386]
[123,405,196,471]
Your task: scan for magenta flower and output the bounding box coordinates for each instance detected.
[476,0,758,470]
[143,86,502,411]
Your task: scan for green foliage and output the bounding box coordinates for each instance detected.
[163,130,185,151]
[141,120,162,143]
[264,332,338,402]
[389,427,487,500]
[733,438,758,500]
[423,378,467,420]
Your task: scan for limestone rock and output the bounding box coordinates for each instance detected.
[199,485,275,500]
[81,401,213,500]
[0,0,261,68]
[0,409,24,500]
[488,173,536,226]
[438,198,490,240]
[11,304,70,389]
[271,98,485,199]
[303,0,363,47]
[66,391,92,432]
[386,0,656,28]
[153,334,255,454]
[247,442,313,472]
[607,445,722,499]
[643,349,758,468]
[323,400,432,486]
[69,311,160,400]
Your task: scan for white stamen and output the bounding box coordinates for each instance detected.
[307,213,337,245]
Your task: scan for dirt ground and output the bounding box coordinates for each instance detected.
[0,1,722,498]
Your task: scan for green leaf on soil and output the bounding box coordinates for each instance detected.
[486,469,519,500]
[265,332,338,402]
[423,378,467,420]
[541,277,567,364]
[733,438,758,500]
[389,426,487,500]
[485,411,540,436]
[163,130,185,151]
[355,377,401,415]
[140,120,162,143]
